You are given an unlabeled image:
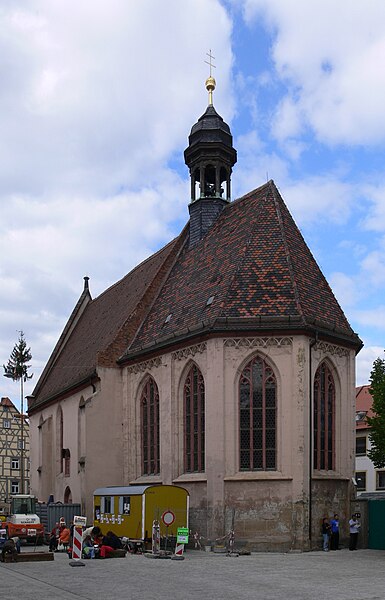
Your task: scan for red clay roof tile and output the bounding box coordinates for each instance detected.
[127,181,358,353]
[31,180,361,408]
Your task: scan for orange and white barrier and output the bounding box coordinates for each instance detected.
[174,542,184,557]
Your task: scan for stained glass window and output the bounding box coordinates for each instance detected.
[141,377,160,475]
[239,356,276,471]
[184,365,205,472]
[314,362,335,470]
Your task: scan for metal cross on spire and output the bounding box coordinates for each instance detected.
[204,50,216,105]
[205,49,216,76]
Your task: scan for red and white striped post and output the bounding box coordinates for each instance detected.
[172,527,188,561]
[72,526,83,560]
[69,516,86,567]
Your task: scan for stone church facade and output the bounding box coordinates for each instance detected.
[28,77,361,551]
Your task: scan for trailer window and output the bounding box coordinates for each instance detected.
[101,496,113,514]
[119,496,131,515]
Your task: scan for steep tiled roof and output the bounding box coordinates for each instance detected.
[126,180,360,356]
[1,397,17,409]
[30,234,186,408]
[31,179,361,410]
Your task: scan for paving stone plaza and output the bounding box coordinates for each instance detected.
[1,548,383,600]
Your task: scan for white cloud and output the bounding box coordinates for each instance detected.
[359,251,385,288]
[356,345,385,386]
[353,306,385,330]
[362,184,385,233]
[232,130,289,198]
[328,273,361,309]
[280,177,355,226]
[271,96,304,142]
[0,1,234,197]
[0,0,234,404]
[241,0,385,146]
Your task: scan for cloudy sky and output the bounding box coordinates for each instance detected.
[1,0,385,407]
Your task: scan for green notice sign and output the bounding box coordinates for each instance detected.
[177,527,189,544]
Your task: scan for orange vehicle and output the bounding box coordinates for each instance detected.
[6,495,44,543]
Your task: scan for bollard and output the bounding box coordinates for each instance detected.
[152,520,160,555]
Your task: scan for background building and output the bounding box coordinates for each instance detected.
[0,396,30,514]
[355,385,385,496]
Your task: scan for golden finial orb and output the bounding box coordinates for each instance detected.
[205,75,216,105]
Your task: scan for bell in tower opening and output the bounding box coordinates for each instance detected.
[184,71,237,246]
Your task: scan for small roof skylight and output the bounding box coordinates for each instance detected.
[206,295,215,306]
[164,313,172,324]
[355,411,367,422]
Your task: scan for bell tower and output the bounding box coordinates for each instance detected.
[184,70,237,246]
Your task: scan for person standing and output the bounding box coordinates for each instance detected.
[349,514,360,551]
[321,518,331,551]
[330,514,340,550]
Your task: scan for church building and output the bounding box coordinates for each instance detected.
[28,75,362,551]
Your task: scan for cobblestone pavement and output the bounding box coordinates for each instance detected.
[0,548,383,600]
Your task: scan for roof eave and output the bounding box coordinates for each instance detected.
[118,315,362,365]
[28,371,99,415]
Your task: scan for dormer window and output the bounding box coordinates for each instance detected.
[355,411,367,423]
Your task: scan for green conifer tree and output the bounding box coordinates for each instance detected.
[3,331,33,383]
[367,356,385,468]
[3,331,32,495]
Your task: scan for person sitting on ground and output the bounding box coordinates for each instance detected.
[98,531,122,558]
[91,527,103,546]
[2,538,18,562]
[49,522,60,552]
[82,534,96,559]
[105,531,123,550]
[10,536,20,554]
[58,526,71,550]
[83,525,94,538]
[83,525,102,541]
[69,520,75,547]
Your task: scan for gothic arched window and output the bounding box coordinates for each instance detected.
[56,406,63,475]
[314,362,335,471]
[64,449,71,477]
[239,356,277,471]
[184,364,205,473]
[141,377,160,475]
[64,486,72,504]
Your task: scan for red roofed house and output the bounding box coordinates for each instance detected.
[355,385,385,495]
[28,78,362,551]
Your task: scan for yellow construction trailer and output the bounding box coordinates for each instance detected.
[93,484,189,540]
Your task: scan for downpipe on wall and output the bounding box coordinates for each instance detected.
[308,332,318,545]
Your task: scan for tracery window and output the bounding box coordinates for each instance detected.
[141,377,160,475]
[56,406,63,475]
[184,364,205,472]
[64,449,71,477]
[239,355,277,471]
[313,362,335,470]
